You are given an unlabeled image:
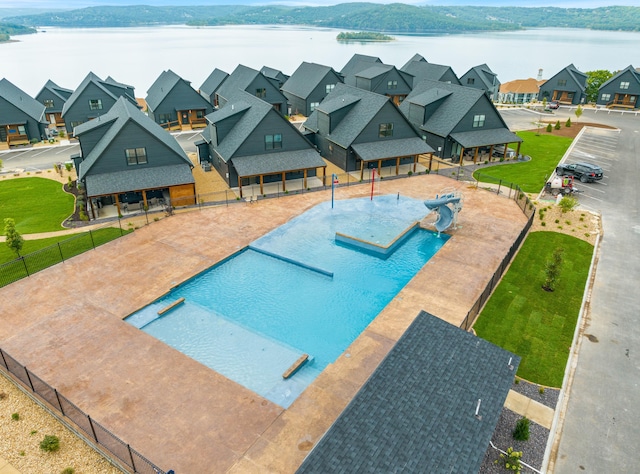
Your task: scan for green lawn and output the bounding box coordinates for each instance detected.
[473,131,573,193]
[473,231,593,387]
[0,228,129,287]
[0,177,74,234]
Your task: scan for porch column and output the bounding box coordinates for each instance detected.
[142,190,148,210]
[281,172,286,192]
[428,153,433,172]
[489,145,495,162]
[303,169,308,189]
[322,166,326,186]
[502,143,508,161]
[89,199,96,220]
[413,155,417,173]
[239,179,243,198]
[360,160,364,181]
[259,175,264,195]
[395,157,399,176]
[114,194,122,216]
[515,142,522,158]
[377,159,382,174]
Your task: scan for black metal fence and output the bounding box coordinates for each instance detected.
[0,348,166,474]
[459,180,536,331]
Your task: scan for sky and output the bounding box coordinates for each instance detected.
[3,0,639,8]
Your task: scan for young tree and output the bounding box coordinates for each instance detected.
[543,247,564,292]
[554,120,561,130]
[575,105,583,122]
[546,123,553,133]
[586,70,613,103]
[565,118,572,127]
[4,218,24,257]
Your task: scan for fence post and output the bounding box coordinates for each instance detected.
[57,243,65,263]
[21,257,30,277]
[225,190,228,207]
[0,349,8,370]
[127,444,137,472]
[87,415,99,442]
[497,179,502,195]
[54,389,65,415]
[89,229,96,250]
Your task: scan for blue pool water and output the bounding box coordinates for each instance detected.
[126,195,449,407]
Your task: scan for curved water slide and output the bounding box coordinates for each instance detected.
[424,194,461,233]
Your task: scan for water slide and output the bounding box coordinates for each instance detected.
[424,194,461,233]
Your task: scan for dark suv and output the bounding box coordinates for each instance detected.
[556,162,603,183]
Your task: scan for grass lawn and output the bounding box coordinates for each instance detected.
[473,131,573,193]
[0,177,74,234]
[0,228,130,288]
[473,231,593,387]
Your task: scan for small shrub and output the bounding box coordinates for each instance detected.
[565,118,572,127]
[65,163,72,172]
[495,447,522,472]
[539,386,545,394]
[554,120,561,130]
[0,392,6,400]
[546,124,553,133]
[484,160,489,164]
[30,430,38,435]
[559,195,578,213]
[30,137,40,144]
[40,434,60,452]
[565,220,571,225]
[154,217,159,222]
[61,468,75,474]
[555,219,560,224]
[500,157,505,162]
[585,233,591,238]
[19,451,25,456]
[557,226,563,230]
[407,170,413,176]
[579,217,584,222]
[541,222,546,226]
[513,417,530,441]
[11,412,19,421]
[59,130,66,138]
[514,378,520,384]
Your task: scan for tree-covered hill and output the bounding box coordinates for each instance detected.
[2,4,639,33]
[0,23,36,42]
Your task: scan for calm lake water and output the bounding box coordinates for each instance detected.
[1,25,639,97]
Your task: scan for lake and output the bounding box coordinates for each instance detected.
[1,25,639,97]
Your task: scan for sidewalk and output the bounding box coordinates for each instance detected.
[0,458,20,474]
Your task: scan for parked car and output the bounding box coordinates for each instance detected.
[547,101,560,109]
[555,162,603,183]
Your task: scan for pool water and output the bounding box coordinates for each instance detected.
[126,195,449,407]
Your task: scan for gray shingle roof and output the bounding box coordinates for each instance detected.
[400,80,486,137]
[216,64,261,103]
[463,64,498,90]
[0,78,46,123]
[282,62,339,100]
[260,65,289,84]
[232,149,324,177]
[352,137,434,161]
[199,68,229,97]
[450,128,522,149]
[84,164,193,197]
[62,72,138,116]
[38,80,73,103]
[76,97,191,181]
[145,69,182,111]
[340,54,382,78]
[401,61,455,84]
[401,53,427,70]
[296,311,519,474]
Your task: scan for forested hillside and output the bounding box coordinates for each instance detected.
[0,23,36,42]
[3,4,639,33]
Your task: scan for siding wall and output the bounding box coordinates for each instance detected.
[63,83,118,134]
[0,96,45,142]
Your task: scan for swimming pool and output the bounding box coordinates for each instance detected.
[126,195,449,407]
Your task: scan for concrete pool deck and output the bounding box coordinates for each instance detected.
[0,174,529,473]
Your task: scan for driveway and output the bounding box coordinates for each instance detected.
[501,107,640,472]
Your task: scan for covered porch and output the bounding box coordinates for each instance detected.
[161,108,208,131]
[0,123,30,147]
[551,90,575,104]
[232,149,327,199]
[607,93,638,109]
[352,137,434,181]
[449,128,523,167]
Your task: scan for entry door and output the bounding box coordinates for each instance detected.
[49,114,56,125]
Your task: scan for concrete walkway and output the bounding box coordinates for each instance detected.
[505,391,555,430]
[0,458,20,474]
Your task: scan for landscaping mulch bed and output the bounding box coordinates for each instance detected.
[512,378,560,410]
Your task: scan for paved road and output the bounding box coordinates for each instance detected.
[502,107,640,473]
[0,131,201,172]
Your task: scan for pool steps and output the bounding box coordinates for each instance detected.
[157,297,185,315]
[248,245,333,278]
[282,354,309,379]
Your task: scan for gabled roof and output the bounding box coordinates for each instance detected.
[76,97,191,180]
[544,64,587,92]
[599,65,640,90]
[199,68,229,97]
[401,80,489,137]
[260,65,289,83]
[401,60,458,85]
[340,54,382,78]
[282,62,341,100]
[297,311,519,474]
[216,64,266,102]
[232,149,324,177]
[205,90,275,160]
[401,53,427,70]
[145,69,183,111]
[0,78,46,123]
[62,72,138,116]
[463,64,499,89]
[38,79,73,101]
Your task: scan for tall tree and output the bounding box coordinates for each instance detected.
[4,218,24,257]
[586,70,613,103]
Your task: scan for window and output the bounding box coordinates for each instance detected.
[70,121,83,129]
[89,99,103,110]
[467,78,475,85]
[158,113,171,124]
[387,80,397,90]
[310,102,320,112]
[620,81,630,90]
[557,79,567,86]
[196,110,205,119]
[44,99,54,109]
[378,123,393,138]
[325,84,335,94]
[125,147,147,165]
[473,114,486,128]
[599,93,610,101]
[256,88,267,98]
[17,125,26,135]
[265,134,282,150]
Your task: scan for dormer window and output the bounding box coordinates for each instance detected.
[467,78,475,85]
[387,80,398,90]
[256,88,267,99]
[379,123,393,138]
[89,99,103,110]
[473,114,486,128]
[620,81,630,90]
[44,99,54,108]
[126,147,147,165]
[325,84,335,94]
[557,79,567,86]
